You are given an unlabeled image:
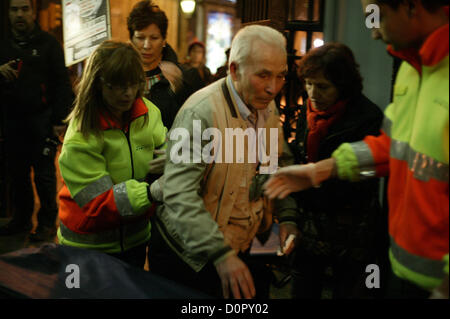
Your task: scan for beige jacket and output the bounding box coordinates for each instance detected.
[155,77,297,271]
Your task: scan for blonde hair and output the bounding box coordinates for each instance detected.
[66,41,146,137]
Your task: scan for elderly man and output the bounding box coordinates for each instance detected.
[148,25,299,299]
[265,0,449,299]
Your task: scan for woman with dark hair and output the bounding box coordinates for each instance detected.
[127,0,202,176]
[57,41,167,268]
[127,0,200,131]
[183,41,213,88]
[288,43,384,298]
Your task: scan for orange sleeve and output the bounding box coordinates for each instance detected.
[59,184,121,233]
[363,131,391,177]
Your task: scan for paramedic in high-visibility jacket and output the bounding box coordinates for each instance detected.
[265,0,449,299]
[57,41,167,268]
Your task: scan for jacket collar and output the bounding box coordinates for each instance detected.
[388,6,449,74]
[99,97,148,131]
[162,44,179,64]
[10,22,41,48]
[224,75,272,122]
[227,76,252,120]
[222,76,240,119]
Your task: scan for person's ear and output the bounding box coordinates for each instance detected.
[229,62,239,81]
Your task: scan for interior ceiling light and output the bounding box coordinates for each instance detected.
[180,0,196,14]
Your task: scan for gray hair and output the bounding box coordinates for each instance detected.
[229,25,286,71]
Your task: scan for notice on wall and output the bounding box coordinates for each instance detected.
[62,0,111,66]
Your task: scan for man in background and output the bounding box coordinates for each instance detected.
[0,0,73,241]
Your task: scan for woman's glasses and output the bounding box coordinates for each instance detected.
[101,77,143,93]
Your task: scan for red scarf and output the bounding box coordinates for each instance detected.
[306,98,348,163]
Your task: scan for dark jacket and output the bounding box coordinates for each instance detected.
[0,25,73,149]
[145,45,201,129]
[182,63,213,90]
[290,94,384,261]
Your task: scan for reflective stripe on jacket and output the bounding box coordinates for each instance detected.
[58,97,167,253]
[333,18,449,290]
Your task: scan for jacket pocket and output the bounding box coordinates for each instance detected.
[393,84,408,96]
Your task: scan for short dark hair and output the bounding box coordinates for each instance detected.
[298,43,363,100]
[188,41,205,54]
[375,0,449,12]
[9,0,34,10]
[127,0,168,39]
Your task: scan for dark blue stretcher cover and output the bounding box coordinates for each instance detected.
[0,243,209,299]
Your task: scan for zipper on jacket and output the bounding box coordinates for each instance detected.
[121,129,134,253]
[123,129,135,179]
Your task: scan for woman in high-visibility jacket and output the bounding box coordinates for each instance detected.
[57,41,167,268]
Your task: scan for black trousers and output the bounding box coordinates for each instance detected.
[385,269,431,299]
[108,242,147,269]
[291,248,376,299]
[148,222,273,299]
[6,135,58,228]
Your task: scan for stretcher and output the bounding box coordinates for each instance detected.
[0,243,209,299]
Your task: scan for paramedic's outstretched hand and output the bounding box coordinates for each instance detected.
[215,254,256,299]
[264,164,317,199]
[264,158,336,199]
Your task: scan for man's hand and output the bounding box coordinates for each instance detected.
[278,223,300,256]
[0,60,18,82]
[148,149,166,174]
[215,254,256,299]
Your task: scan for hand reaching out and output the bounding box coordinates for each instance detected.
[264,159,336,199]
[264,164,318,199]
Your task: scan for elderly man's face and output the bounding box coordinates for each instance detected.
[232,41,287,111]
[361,0,422,50]
[9,0,35,35]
